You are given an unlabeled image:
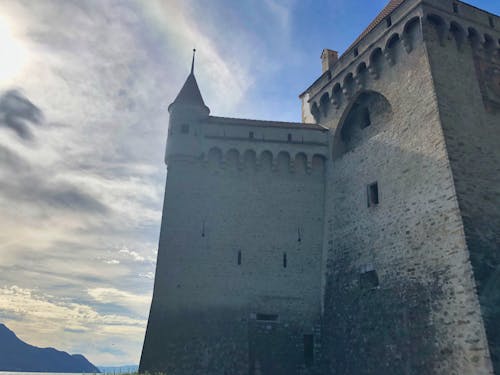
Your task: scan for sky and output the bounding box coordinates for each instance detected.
[0,0,498,367]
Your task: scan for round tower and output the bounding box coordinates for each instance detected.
[165,49,209,164]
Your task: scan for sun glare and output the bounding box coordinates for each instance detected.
[0,16,29,85]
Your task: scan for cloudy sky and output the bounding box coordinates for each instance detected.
[0,0,498,367]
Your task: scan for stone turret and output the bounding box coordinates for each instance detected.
[166,50,209,164]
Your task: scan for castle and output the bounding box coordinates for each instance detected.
[139,0,500,374]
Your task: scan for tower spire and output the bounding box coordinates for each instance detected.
[191,48,196,74]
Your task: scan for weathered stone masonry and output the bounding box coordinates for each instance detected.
[140,1,500,374]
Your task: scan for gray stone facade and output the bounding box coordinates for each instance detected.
[140,1,500,374]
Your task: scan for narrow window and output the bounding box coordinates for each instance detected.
[360,270,380,290]
[367,182,379,207]
[181,124,189,134]
[489,17,495,28]
[353,47,359,57]
[287,133,292,142]
[386,16,392,28]
[249,131,254,139]
[304,334,314,366]
[360,107,371,129]
[256,313,278,321]
[452,3,458,13]
[283,253,287,268]
[237,251,242,265]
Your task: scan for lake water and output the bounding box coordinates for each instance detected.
[0,373,102,375]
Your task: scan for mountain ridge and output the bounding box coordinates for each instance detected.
[0,323,100,373]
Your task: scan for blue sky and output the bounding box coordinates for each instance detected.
[0,0,498,366]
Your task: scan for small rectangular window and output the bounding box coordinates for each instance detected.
[304,334,314,366]
[489,17,495,28]
[360,270,379,290]
[181,124,189,134]
[237,251,242,265]
[256,313,278,321]
[386,16,392,28]
[353,47,359,57]
[283,253,287,268]
[367,182,379,207]
[287,133,292,142]
[452,3,458,13]
[249,131,254,139]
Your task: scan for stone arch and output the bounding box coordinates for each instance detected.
[343,73,355,99]
[369,48,383,79]
[356,62,368,90]
[450,21,466,49]
[311,101,320,123]
[332,83,342,108]
[259,150,273,171]
[484,33,495,51]
[426,13,447,45]
[243,149,257,170]
[467,27,481,49]
[320,92,330,117]
[312,154,326,175]
[226,148,240,169]
[402,16,421,52]
[277,151,291,173]
[384,33,401,65]
[332,90,393,160]
[294,152,307,174]
[207,147,223,168]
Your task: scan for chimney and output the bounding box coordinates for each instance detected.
[321,49,338,74]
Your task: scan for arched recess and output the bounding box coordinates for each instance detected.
[260,150,273,171]
[277,151,291,173]
[468,27,481,49]
[332,90,393,160]
[294,153,307,174]
[312,154,326,175]
[356,62,368,89]
[343,73,355,99]
[207,147,223,168]
[484,34,495,52]
[450,21,466,49]
[369,48,384,78]
[226,148,240,169]
[311,102,320,123]
[403,16,422,52]
[385,33,401,65]
[320,92,330,117]
[243,149,257,170]
[426,14,447,45]
[332,83,342,108]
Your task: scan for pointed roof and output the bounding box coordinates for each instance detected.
[171,72,207,108]
[345,0,406,54]
[169,49,208,110]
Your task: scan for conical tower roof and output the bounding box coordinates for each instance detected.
[171,72,207,108]
[169,49,209,113]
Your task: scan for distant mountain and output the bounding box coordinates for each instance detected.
[98,365,139,374]
[0,323,100,373]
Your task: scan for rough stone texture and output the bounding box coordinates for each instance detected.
[141,1,499,374]
[423,3,500,372]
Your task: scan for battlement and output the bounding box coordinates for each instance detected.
[301,0,500,125]
[167,114,330,174]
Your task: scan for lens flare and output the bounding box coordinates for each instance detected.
[0,16,28,85]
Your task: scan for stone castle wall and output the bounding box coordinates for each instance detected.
[141,117,329,375]
[423,1,500,371]
[305,2,494,373]
[141,1,499,374]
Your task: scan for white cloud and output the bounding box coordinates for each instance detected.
[0,285,147,365]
